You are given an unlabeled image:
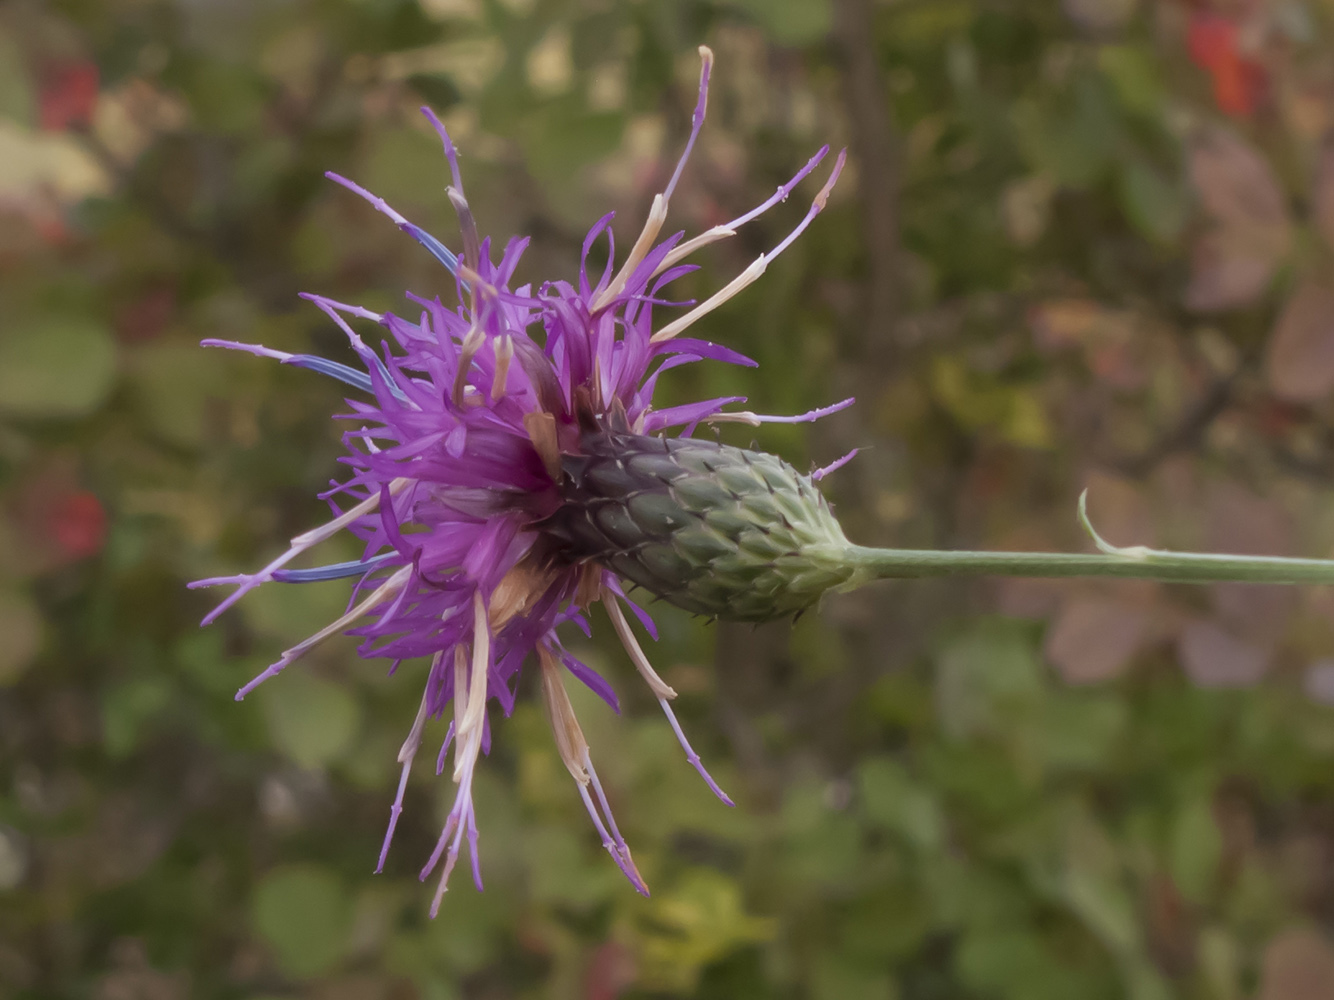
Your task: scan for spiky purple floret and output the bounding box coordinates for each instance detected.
[191,47,848,910]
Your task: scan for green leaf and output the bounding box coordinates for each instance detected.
[259,670,361,769]
[1170,795,1222,905]
[0,317,117,418]
[929,357,1051,449]
[809,954,897,1000]
[128,342,227,448]
[1012,75,1120,188]
[956,926,1097,1000]
[525,825,623,910]
[102,676,173,757]
[1118,160,1185,245]
[408,73,462,111]
[730,0,832,46]
[857,756,945,852]
[891,0,976,44]
[251,864,351,979]
[1063,867,1139,959]
[361,125,450,210]
[1098,45,1164,117]
[516,99,623,220]
[935,619,1044,742]
[1035,695,1127,771]
[636,869,776,993]
[188,59,268,134]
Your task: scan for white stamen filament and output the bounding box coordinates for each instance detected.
[650,149,846,345]
[537,645,650,894]
[537,647,590,785]
[235,563,413,699]
[701,411,763,427]
[453,324,485,405]
[490,334,513,400]
[702,398,855,428]
[297,477,410,547]
[452,645,468,744]
[193,477,412,626]
[377,665,437,872]
[447,186,481,273]
[592,48,714,311]
[654,225,736,275]
[650,256,768,345]
[592,194,668,312]
[426,633,489,914]
[604,595,733,806]
[455,592,491,768]
[522,411,561,480]
[604,594,676,700]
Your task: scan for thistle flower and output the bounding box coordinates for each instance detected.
[192,47,852,911]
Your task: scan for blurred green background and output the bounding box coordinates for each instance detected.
[8,0,1334,997]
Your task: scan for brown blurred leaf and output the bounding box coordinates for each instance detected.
[1030,298,1103,349]
[1002,174,1054,246]
[1205,482,1296,641]
[1183,230,1281,311]
[1303,659,1334,704]
[308,973,403,1000]
[1190,127,1286,227]
[1177,620,1271,688]
[1044,597,1150,684]
[1184,127,1290,311]
[1032,300,1149,389]
[1266,280,1334,403]
[1205,481,1291,556]
[585,940,636,1000]
[1314,135,1334,250]
[94,939,188,1000]
[1258,928,1334,1000]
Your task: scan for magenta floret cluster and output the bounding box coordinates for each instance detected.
[192,48,846,912]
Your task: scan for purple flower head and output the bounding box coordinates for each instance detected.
[191,47,848,912]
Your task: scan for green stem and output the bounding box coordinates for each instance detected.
[836,490,1334,587]
[840,544,1334,586]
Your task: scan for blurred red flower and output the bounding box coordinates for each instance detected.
[1187,12,1266,117]
[48,490,108,559]
[39,61,99,131]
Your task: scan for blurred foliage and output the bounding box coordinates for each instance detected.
[8,0,1334,997]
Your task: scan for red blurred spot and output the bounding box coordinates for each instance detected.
[583,940,635,1000]
[48,491,108,559]
[1187,13,1266,118]
[39,61,100,131]
[31,210,71,246]
[114,287,177,344]
[1254,398,1305,437]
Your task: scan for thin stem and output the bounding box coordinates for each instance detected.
[840,545,1334,586]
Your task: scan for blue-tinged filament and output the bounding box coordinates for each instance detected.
[404,224,460,275]
[284,355,374,393]
[274,553,398,583]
